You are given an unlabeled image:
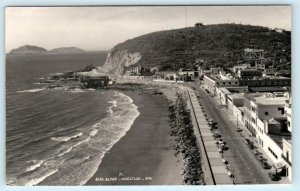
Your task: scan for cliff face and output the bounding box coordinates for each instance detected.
[100,49,141,74]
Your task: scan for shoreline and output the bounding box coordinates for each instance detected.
[85,88,183,185]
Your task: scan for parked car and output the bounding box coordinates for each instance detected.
[213,132,221,138]
[244,138,250,144]
[236,128,243,132]
[268,172,281,181]
[262,162,271,169]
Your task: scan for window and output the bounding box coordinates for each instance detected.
[265,112,269,115]
[229,82,231,85]
[278,107,284,114]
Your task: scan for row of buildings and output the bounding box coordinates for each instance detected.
[202,68,292,182]
[123,66,199,82]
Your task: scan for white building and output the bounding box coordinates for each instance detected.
[282,138,292,181]
[203,74,239,95]
[242,93,291,181]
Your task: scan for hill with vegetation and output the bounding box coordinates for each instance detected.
[101,24,291,74]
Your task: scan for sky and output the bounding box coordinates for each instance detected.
[5,6,291,52]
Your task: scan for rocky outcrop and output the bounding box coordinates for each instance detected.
[9,45,47,55]
[100,48,142,75]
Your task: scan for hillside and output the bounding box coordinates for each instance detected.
[48,47,86,54]
[9,45,47,55]
[101,24,291,74]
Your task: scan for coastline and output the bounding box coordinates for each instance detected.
[85,89,183,185]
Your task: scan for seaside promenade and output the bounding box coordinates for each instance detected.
[186,89,233,185]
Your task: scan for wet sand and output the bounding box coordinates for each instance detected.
[85,89,183,185]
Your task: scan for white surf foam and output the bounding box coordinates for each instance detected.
[25,160,44,172]
[17,88,45,93]
[73,137,91,147]
[107,100,117,114]
[51,132,83,142]
[89,129,98,137]
[24,169,58,186]
[79,91,140,185]
[57,147,73,157]
[17,91,140,186]
[68,88,95,93]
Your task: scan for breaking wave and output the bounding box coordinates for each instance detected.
[51,132,83,142]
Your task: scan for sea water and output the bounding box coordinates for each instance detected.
[6,53,140,185]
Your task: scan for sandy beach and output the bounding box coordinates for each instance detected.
[85,89,183,185]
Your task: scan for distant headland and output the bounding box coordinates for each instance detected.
[8,45,86,55]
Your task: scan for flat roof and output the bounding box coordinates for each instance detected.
[238,107,245,112]
[255,96,287,105]
[205,74,219,81]
[268,133,291,149]
[155,71,177,74]
[245,93,288,105]
[228,93,245,99]
[219,87,231,94]
[249,86,290,92]
[284,139,292,145]
[226,86,249,93]
[240,68,261,71]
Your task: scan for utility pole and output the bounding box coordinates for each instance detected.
[185,7,187,28]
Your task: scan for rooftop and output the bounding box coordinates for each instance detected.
[219,87,232,95]
[283,138,292,146]
[226,86,249,93]
[205,74,220,81]
[268,133,291,149]
[245,93,288,105]
[228,93,245,99]
[255,96,287,105]
[249,86,290,92]
[240,68,262,72]
[155,71,177,74]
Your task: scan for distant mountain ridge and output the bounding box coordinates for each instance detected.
[8,45,86,55]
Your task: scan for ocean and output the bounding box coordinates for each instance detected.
[6,53,140,185]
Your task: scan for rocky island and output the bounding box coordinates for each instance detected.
[8,45,86,55]
[9,45,47,55]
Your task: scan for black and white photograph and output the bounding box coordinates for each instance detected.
[5,5,292,186]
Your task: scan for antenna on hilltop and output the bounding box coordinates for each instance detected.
[185,7,187,28]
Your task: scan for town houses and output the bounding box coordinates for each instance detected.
[119,44,292,182]
[202,68,292,181]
